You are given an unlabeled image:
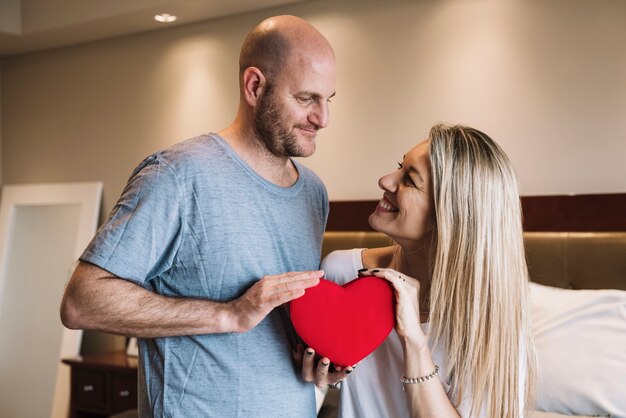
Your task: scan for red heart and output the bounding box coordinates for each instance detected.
[290,276,396,367]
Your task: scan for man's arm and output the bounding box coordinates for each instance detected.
[60,260,322,337]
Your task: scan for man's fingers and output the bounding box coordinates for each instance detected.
[273,270,313,279]
[272,270,324,283]
[271,289,307,307]
[261,271,322,299]
[278,271,323,291]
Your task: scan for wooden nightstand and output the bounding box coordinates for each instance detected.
[62,352,138,418]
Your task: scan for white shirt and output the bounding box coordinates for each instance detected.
[321,249,526,418]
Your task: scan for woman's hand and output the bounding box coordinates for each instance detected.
[360,269,460,417]
[293,345,354,388]
[359,268,428,351]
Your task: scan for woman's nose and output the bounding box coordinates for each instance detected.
[378,171,398,193]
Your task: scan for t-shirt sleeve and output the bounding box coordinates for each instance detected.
[320,248,364,285]
[80,155,184,285]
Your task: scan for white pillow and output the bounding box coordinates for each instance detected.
[530,282,626,417]
[528,411,605,418]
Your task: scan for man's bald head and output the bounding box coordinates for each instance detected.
[239,15,334,84]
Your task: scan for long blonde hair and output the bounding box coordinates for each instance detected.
[426,124,536,417]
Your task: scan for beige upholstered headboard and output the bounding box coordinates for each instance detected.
[321,231,626,291]
[524,232,626,290]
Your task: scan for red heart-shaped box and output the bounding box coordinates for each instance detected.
[290,276,396,367]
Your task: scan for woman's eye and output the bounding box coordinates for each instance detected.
[397,161,417,187]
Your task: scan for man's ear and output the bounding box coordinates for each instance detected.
[242,67,266,106]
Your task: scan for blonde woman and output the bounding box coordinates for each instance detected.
[303,124,536,417]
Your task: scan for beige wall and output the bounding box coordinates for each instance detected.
[2,0,626,212]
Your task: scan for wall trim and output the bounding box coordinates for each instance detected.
[327,193,626,231]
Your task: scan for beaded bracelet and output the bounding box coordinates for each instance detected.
[400,365,440,384]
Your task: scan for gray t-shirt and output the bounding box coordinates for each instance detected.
[81,133,328,417]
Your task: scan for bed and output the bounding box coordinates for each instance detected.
[318,193,626,418]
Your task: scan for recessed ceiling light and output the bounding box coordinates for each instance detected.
[154,13,177,23]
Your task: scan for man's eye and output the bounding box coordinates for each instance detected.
[397,162,403,170]
[297,96,314,104]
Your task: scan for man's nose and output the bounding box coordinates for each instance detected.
[309,101,329,129]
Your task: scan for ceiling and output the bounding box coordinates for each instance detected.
[0,0,312,58]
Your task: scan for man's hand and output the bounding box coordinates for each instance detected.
[294,345,355,388]
[227,270,323,333]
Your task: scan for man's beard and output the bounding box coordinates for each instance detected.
[253,86,312,158]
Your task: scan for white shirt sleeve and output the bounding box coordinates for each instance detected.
[321,249,365,285]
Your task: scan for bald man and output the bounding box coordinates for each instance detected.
[61,15,344,417]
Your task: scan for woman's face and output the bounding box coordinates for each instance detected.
[368,139,434,247]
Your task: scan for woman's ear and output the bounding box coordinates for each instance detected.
[242,67,266,107]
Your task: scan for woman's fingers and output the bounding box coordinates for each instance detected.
[314,356,331,386]
[301,347,355,388]
[360,268,419,291]
[301,347,316,382]
[292,343,304,366]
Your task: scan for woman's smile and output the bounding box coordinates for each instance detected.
[376,196,399,213]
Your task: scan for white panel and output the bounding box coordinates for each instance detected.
[0,182,102,418]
